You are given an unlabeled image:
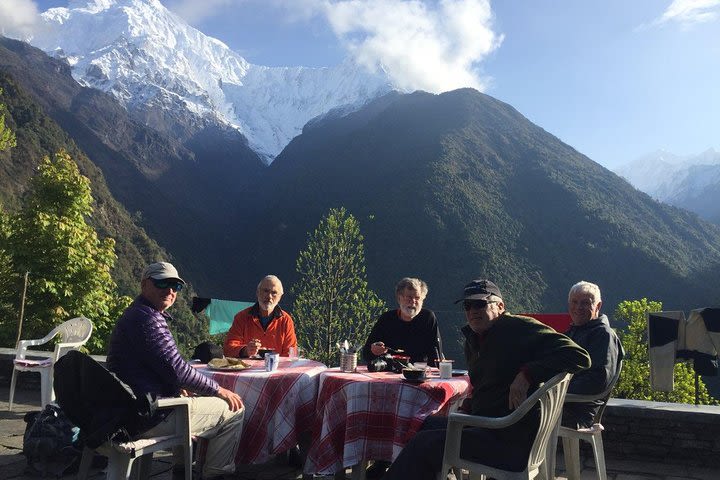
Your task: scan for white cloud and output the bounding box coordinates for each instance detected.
[0,0,40,39]
[316,0,503,93]
[165,0,504,94]
[655,0,720,26]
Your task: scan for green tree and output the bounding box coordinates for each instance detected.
[0,87,17,151]
[292,207,386,366]
[613,298,715,404]
[0,89,17,341]
[0,150,130,352]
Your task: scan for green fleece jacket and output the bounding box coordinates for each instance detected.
[463,312,591,418]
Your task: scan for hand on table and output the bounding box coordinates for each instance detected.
[508,371,530,410]
[217,386,244,412]
[371,341,388,356]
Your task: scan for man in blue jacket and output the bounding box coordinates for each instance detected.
[563,281,623,428]
[107,262,244,479]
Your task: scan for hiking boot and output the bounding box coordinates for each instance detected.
[366,460,391,479]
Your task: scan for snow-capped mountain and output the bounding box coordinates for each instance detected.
[26,0,397,163]
[615,149,720,201]
[615,148,720,223]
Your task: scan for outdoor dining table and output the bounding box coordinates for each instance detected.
[304,366,471,478]
[195,357,327,465]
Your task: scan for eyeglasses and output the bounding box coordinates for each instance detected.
[151,278,183,292]
[463,300,496,311]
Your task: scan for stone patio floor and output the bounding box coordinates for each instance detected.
[1,384,717,480]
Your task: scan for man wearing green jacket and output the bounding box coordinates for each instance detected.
[383,279,591,480]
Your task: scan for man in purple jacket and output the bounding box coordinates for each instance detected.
[107,262,244,479]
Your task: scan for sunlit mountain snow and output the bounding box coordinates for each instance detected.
[28,0,396,162]
[615,149,720,202]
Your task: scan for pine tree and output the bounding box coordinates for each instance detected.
[292,207,386,366]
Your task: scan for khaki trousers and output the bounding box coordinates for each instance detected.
[143,396,245,478]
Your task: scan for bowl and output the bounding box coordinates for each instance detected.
[257,348,275,358]
[402,368,427,381]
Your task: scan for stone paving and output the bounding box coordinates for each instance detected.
[1,382,717,480]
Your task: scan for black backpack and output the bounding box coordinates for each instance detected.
[192,341,224,363]
[22,403,82,477]
[53,350,160,449]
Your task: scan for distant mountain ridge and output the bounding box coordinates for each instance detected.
[615,149,720,224]
[26,0,397,162]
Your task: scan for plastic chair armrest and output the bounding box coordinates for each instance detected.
[57,340,90,349]
[17,335,54,349]
[157,397,191,408]
[448,401,536,430]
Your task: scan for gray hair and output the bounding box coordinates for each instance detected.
[257,275,283,294]
[395,277,428,299]
[568,281,601,303]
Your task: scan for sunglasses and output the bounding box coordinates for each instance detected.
[151,278,184,292]
[463,300,496,311]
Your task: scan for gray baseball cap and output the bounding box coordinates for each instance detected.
[142,262,185,284]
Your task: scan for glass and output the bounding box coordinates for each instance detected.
[439,360,453,379]
[289,346,299,360]
[151,279,183,292]
[340,352,357,372]
[462,299,496,311]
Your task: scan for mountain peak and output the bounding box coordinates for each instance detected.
[28,0,397,162]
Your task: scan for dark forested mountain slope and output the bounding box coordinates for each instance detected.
[233,89,720,328]
[0,37,265,291]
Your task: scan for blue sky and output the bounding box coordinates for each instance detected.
[6,0,720,169]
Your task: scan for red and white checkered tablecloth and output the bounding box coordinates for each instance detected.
[304,367,471,475]
[198,358,326,464]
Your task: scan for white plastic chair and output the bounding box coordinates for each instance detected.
[9,316,93,410]
[439,372,571,480]
[554,359,624,480]
[76,397,193,480]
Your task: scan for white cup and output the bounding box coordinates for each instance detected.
[265,352,280,372]
[289,346,298,360]
[439,360,453,379]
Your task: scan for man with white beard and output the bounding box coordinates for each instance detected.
[361,277,442,478]
[362,277,442,367]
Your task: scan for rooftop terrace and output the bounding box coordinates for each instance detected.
[2,384,718,480]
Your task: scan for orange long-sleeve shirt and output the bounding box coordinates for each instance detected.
[223,304,297,357]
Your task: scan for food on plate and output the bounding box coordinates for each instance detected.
[207,357,250,370]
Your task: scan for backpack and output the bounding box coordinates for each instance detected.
[53,350,161,449]
[192,341,224,363]
[22,403,82,477]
